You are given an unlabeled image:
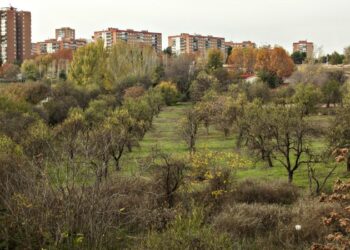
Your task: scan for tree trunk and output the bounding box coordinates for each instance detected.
[267,154,273,168]
[224,128,229,138]
[167,192,174,208]
[206,125,209,136]
[113,148,124,171]
[190,135,196,153]
[236,130,243,148]
[127,142,132,152]
[103,162,108,179]
[262,150,273,168]
[288,171,294,183]
[114,158,121,171]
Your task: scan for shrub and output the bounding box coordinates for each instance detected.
[138,207,232,250]
[233,179,299,205]
[155,81,179,106]
[213,203,292,238]
[0,171,172,250]
[124,86,146,99]
[213,200,339,249]
[44,96,79,125]
[0,63,20,80]
[1,82,50,104]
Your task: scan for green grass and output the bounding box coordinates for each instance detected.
[121,103,350,189]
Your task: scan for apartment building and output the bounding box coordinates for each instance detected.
[93,28,162,53]
[0,6,31,64]
[32,27,87,56]
[293,40,314,58]
[32,38,87,55]
[225,41,256,50]
[168,33,225,55]
[56,27,75,40]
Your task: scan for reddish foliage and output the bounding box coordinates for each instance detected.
[124,86,146,99]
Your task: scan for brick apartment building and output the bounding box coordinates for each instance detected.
[293,40,314,58]
[225,41,256,50]
[93,28,162,53]
[168,33,225,56]
[32,27,87,55]
[0,6,31,64]
[56,27,75,40]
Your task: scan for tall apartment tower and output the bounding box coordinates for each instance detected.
[168,33,225,56]
[0,6,31,64]
[93,28,162,53]
[56,27,75,40]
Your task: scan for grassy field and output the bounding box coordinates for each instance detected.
[121,103,350,189]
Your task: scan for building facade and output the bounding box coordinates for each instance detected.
[168,33,225,55]
[93,28,162,53]
[225,41,256,50]
[56,27,75,40]
[32,38,87,55]
[293,40,314,58]
[32,27,87,56]
[0,6,31,64]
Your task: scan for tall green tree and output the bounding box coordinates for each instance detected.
[68,40,108,89]
[107,41,158,90]
[206,49,224,71]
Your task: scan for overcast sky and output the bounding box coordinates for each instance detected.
[6,0,350,54]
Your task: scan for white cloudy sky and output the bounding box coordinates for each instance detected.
[7,0,350,54]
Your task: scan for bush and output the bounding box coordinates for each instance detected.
[155,81,179,106]
[1,82,50,104]
[213,203,292,238]
[124,86,146,99]
[213,200,339,249]
[44,96,78,125]
[0,172,171,250]
[138,207,232,250]
[233,179,299,205]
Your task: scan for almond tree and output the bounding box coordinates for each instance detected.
[238,100,274,168]
[269,105,315,183]
[179,109,200,154]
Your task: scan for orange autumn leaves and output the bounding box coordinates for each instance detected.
[228,46,295,79]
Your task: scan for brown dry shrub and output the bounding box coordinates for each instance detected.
[213,199,340,249]
[213,203,292,238]
[124,86,146,99]
[0,173,176,249]
[2,82,50,104]
[233,179,299,204]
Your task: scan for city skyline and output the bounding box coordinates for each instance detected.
[6,0,350,54]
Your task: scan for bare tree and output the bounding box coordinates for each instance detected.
[179,109,200,154]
